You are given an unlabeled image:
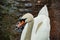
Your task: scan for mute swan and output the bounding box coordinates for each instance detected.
[16,5,50,40]
[19,13,50,40]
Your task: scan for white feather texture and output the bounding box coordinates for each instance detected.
[38,5,49,16]
[31,15,50,40]
[20,13,34,40]
[20,5,50,40]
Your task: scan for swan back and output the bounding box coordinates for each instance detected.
[31,5,50,40]
[31,15,50,40]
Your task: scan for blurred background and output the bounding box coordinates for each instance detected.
[0,0,60,40]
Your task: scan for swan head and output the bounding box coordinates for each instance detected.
[16,13,34,29]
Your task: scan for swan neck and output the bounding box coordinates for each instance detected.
[28,20,34,27]
[24,20,34,40]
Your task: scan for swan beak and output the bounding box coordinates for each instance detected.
[16,21,26,28]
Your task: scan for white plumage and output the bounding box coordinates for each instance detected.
[38,5,49,16]
[31,15,50,40]
[20,5,50,40]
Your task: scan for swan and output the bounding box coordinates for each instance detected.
[16,5,50,40]
[19,13,50,40]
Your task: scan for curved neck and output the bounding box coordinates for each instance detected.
[24,20,34,40]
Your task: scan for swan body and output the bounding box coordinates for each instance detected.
[31,15,50,40]
[31,5,50,40]
[20,5,50,40]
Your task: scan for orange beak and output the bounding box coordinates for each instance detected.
[16,21,26,28]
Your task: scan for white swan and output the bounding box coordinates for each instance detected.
[20,13,50,40]
[16,5,50,40]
